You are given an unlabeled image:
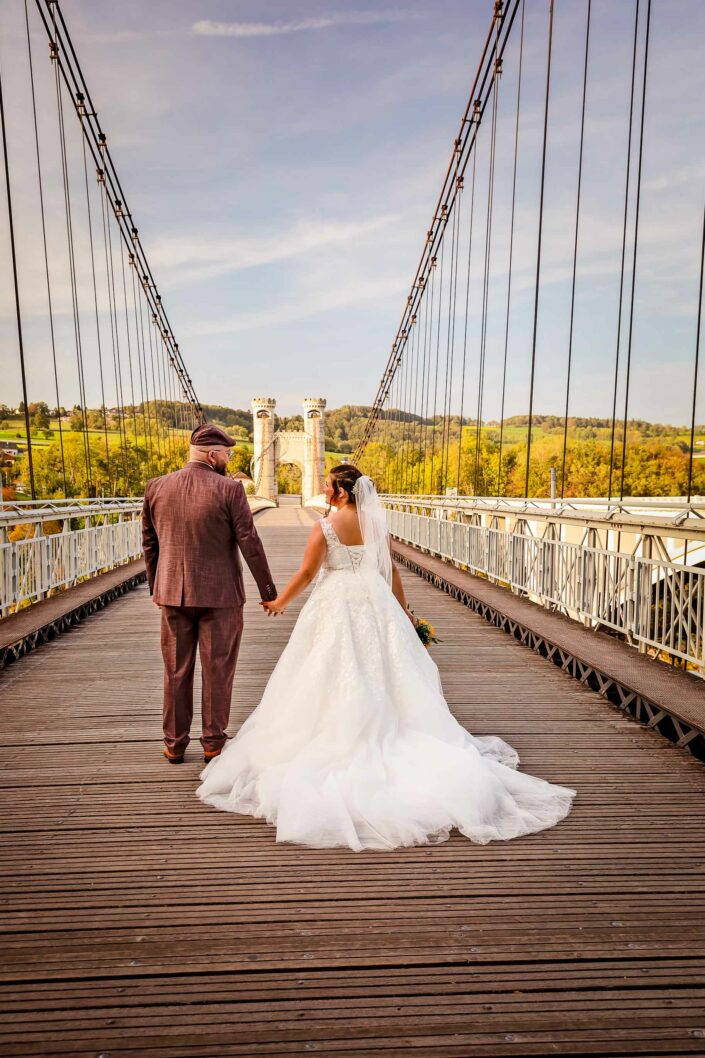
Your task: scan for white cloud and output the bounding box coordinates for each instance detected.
[184,273,403,337]
[150,214,399,286]
[192,11,418,39]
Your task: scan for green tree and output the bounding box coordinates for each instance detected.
[69,406,86,432]
[29,402,50,431]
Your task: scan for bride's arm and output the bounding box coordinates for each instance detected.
[391,559,416,626]
[260,524,327,615]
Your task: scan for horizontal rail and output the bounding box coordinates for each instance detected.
[0,507,142,615]
[0,498,143,527]
[382,494,705,540]
[386,506,705,676]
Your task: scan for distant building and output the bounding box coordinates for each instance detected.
[0,441,21,458]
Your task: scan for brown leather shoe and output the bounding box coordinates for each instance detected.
[163,748,185,764]
[203,749,222,763]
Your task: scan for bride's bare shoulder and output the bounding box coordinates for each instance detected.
[328,509,363,546]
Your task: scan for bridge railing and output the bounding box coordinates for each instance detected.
[385,497,705,676]
[0,499,143,616]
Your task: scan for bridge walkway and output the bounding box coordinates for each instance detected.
[1,505,704,1056]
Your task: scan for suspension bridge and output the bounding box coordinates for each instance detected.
[1,1,705,1054]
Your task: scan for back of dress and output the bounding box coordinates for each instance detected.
[319,517,366,577]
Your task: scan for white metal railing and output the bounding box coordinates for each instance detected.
[0,500,143,615]
[386,505,705,675]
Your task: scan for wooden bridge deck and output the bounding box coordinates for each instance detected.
[1,505,705,1057]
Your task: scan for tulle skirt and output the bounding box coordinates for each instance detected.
[196,569,576,850]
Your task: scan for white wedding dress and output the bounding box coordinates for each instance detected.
[196,515,576,850]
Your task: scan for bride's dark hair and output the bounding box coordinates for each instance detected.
[328,464,364,506]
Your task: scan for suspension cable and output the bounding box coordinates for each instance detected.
[687,201,705,503]
[354,0,521,464]
[475,49,501,496]
[560,0,592,499]
[81,134,111,475]
[608,0,641,501]
[53,24,92,493]
[0,51,36,498]
[497,0,525,496]
[524,0,554,498]
[456,146,479,492]
[619,0,652,500]
[23,0,65,494]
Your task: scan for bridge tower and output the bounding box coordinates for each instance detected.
[302,398,326,502]
[250,397,277,501]
[249,396,327,505]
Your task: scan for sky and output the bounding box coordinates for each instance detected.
[1,0,704,422]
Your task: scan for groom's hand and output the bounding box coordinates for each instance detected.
[260,599,285,616]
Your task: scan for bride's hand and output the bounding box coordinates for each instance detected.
[260,598,285,616]
[406,608,417,627]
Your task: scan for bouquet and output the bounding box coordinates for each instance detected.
[410,610,440,649]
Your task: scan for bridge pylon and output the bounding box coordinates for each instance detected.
[250,397,327,506]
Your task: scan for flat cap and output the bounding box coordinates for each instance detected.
[190,423,239,448]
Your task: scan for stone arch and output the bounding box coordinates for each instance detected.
[250,397,326,506]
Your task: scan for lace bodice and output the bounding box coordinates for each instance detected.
[319,518,367,573]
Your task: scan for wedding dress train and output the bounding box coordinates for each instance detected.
[196,516,575,850]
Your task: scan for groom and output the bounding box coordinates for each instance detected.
[141,424,277,764]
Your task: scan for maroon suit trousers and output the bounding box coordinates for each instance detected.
[160,605,243,756]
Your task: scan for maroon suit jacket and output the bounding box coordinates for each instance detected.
[141,462,276,608]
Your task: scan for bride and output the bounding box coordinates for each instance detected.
[196,464,575,850]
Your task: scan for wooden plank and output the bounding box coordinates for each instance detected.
[0,558,147,670]
[0,503,704,1056]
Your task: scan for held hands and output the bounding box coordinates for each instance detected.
[260,597,286,616]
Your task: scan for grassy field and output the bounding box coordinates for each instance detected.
[1,419,351,461]
[1,419,193,449]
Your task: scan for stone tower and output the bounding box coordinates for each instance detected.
[250,397,277,501]
[302,398,326,502]
[249,396,326,505]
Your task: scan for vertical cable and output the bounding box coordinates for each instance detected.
[429,241,446,492]
[524,0,554,498]
[441,177,463,489]
[148,313,164,462]
[118,234,140,449]
[160,339,175,462]
[409,295,425,493]
[105,195,131,487]
[497,0,525,496]
[619,0,652,500]
[405,319,420,491]
[389,367,399,492]
[0,53,35,498]
[81,139,111,474]
[24,0,65,494]
[456,146,479,492]
[475,58,501,496]
[53,30,92,493]
[560,0,592,498]
[422,261,437,493]
[608,0,641,500]
[398,338,409,492]
[99,177,128,486]
[687,202,705,503]
[131,261,154,479]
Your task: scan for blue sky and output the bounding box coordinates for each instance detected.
[1,0,704,423]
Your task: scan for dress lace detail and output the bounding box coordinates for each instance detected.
[319,517,366,574]
[197,517,576,851]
